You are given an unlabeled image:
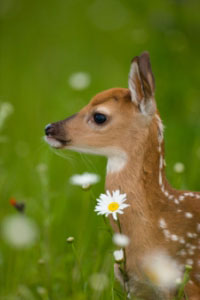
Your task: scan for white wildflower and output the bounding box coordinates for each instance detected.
[66,236,74,243]
[0,102,14,130]
[37,286,47,296]
[143,251,182,289]
[94,190,129,220]
[89,273,108,291]
[113,233,130,247]
[70,172,100,189]
[173,162,185,173]
[1,215,38,248]
[113,249,124,262]
[68,72,91,90]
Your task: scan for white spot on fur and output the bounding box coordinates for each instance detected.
[178,249,186,256]
[161,186,165,193]
[159,218,167,229]
[179,237,185,244]
[174,199,179,205]
[159,156,163,169]
[197,224,200,232]
[164,191,169,197]
[163,229,170,239]
[187,232,194,238]
[186,258,193,265]
[159,171,163,186]
[155,115,164,143]
[190,245,196,250]
[185,212,193,219]
[171,234,178,241]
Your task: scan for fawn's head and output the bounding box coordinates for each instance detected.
[45,52,158,170]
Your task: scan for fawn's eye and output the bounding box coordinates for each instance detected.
[93,113,107,124]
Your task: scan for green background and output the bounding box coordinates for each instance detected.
[0,0,200,299]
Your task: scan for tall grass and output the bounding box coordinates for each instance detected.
[1,0,200,299]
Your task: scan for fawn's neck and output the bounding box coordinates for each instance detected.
[105,114,169,219]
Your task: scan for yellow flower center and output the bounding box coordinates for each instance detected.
[108,202,119,212]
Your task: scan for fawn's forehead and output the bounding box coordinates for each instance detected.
[89,88,131,108]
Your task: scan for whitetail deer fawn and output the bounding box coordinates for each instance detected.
[45,52,200,299]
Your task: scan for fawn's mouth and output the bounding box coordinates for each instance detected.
[44,135,71,149]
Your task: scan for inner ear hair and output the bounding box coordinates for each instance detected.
[129,51,156,117]
[137,51,155,99]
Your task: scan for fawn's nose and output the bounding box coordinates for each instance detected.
[45,124,54,136]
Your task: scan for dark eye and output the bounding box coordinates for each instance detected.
[93,113,107,124]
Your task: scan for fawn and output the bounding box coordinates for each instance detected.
[45,52,200,299]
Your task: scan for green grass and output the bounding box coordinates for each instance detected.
[1,0,200,299]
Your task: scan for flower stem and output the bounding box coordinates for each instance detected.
[173,265,192,300]
[116,218,128,298]
[71,243,85,289]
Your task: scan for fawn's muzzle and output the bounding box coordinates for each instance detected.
[44,121,71,148]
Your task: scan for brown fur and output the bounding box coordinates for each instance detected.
[45,52,200,299]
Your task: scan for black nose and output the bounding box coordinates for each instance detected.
[45,124,53,136]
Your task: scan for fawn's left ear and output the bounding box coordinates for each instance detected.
[128,51,156,116]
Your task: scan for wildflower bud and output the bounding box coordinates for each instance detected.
[185,264,193,271]
[82,183,91,190]
[113,249,124,263]
[66,236,74,243]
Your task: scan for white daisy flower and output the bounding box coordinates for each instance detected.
[69,172,100,189]
[0,102,14,130]
[143,251,183,289]
[173,162,185,173]
[1,215,39,249]
[89,273,108,291]
[113,233,130,247]
[94,190,129,220]
[68,72,91,90]
[113,249,124,262]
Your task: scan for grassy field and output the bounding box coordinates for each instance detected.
[1,0,200,299]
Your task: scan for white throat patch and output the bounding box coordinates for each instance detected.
[107,153,127,174]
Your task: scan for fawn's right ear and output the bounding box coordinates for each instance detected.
[128,52,156,116]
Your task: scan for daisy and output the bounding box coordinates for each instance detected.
[70,172,100,189]
[143,251,183,289]
[1,215,38,249]
[94,190,129,220]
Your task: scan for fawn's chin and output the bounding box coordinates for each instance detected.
[44,136,70,149]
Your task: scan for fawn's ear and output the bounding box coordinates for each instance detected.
[128,51,156,116]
